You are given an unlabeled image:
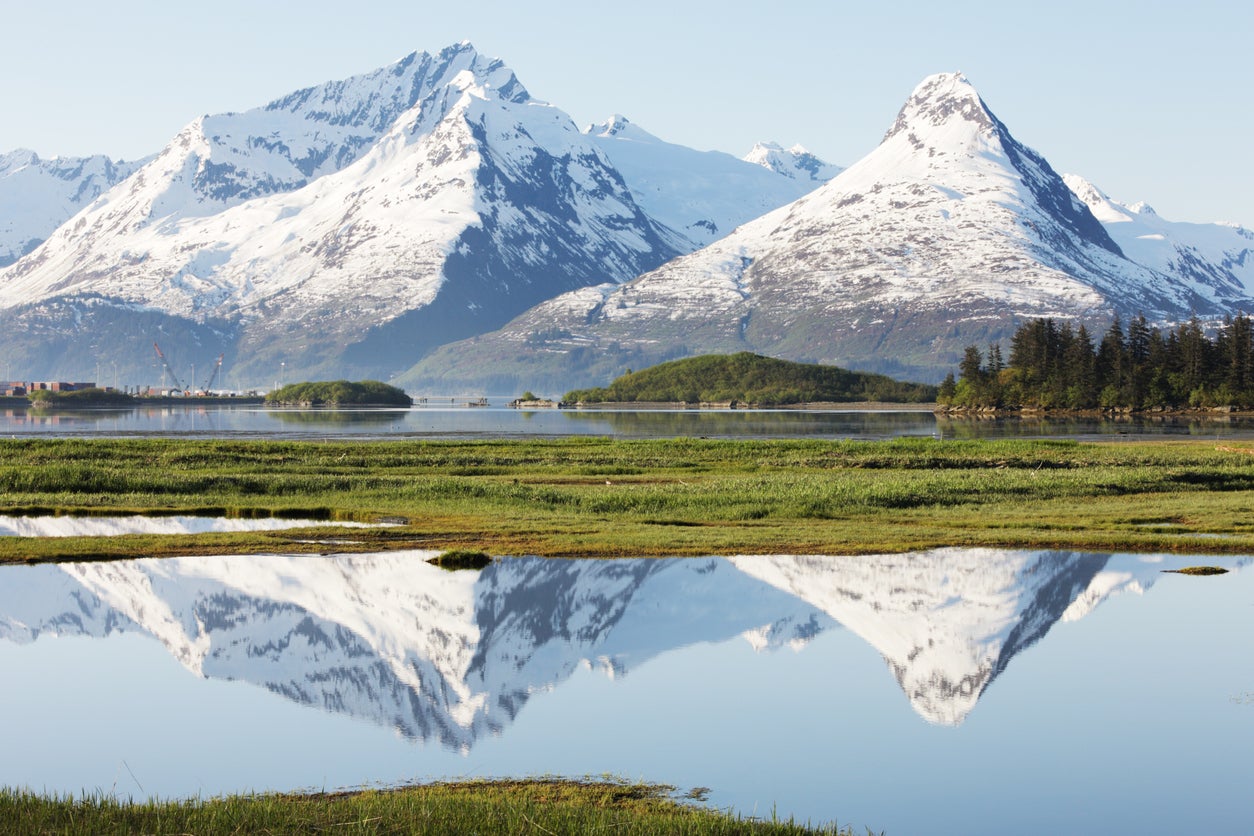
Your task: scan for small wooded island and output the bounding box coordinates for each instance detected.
[562,352,937,406]
[265,380,413,407]
[27,388,138,407]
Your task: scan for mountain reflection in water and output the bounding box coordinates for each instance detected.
[3,549,1240,749]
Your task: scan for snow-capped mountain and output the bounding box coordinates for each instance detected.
[0,43,681,384]
[743,141,843,183]
[0,150,146,267]
[1064,174,1254,302]
[404,72,1253,390]
[3,549,1233,741]
[585,117,838,249]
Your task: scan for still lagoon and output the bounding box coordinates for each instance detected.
[6,402,1254,440]
[0,548,1249,835]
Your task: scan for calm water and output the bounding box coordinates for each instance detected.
[5,402,1254,440]
[0,515,396,538]
[0,549,1249,835]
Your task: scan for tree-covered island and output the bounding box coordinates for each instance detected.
[265,380,413,407]
[27,388,138,407]
[563,352,937,406]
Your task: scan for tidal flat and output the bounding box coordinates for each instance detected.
[2,436,1253,563]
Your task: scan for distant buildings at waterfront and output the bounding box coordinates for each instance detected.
[1,381,96,397]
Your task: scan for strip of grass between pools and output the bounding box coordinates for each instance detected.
[3,436,1254,563]
[0,779,865,836]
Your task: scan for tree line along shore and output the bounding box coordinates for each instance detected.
[939,314,1254,412]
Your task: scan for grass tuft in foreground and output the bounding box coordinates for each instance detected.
[0,779,871,835]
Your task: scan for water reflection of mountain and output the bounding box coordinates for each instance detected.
[0,550,1242,747]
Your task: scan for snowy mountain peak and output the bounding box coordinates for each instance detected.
[743,141,842,183]
[884,71,994,142]
[583,114,661,144]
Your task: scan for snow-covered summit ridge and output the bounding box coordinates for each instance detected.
[582,115,833,250]
[884,72,994,139]
[0,42,684,382]
[0,149,146,266]
[1064,173,1254,298]
[583,115,663,144]
[743,141,843,183]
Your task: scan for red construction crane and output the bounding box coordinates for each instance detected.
[200,354,224,394]
[153,342,186,392]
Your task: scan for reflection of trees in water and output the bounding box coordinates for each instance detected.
[1,406,132,425]
[934,414,1254,439]
[265,408,405,426]
[559,409,938,438]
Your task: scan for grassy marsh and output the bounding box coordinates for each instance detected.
[0,779,862,835]
[1,436,1253,562]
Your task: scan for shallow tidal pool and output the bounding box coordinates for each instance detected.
[0,548,1249,835]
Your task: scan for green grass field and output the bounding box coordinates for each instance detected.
[0,780,864,835]
[2,436,1252,563]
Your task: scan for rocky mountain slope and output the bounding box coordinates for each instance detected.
[404,73,1252,390]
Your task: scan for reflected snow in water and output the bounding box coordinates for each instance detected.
[0,549,1250,835]
[0,516,394,538]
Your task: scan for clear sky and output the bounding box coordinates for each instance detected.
[1,0,1249,225]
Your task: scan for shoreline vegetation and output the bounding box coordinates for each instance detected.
[939,314,1254,412]
[0,779,859,836]
[2,436,1254,564]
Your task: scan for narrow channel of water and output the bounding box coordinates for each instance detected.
[0,549,1248,835]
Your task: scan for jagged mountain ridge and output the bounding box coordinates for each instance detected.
[743,141,843,183]
[0,44,841,386]
[0,150,147,267]
[403,72,1253,390]
[0,44,686,383]
[1064,173,1254,303]
[2,549,1229,744]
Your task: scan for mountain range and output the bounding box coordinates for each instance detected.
[1,46,1249,389]
[3,549,1233,744]
[404,72,1254,389]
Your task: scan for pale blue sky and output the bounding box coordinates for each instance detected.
[2,0,1249,225]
